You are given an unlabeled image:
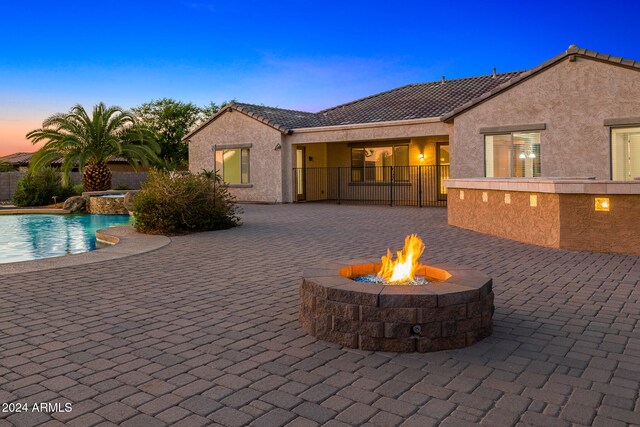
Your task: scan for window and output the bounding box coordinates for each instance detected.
[611,127,640,180]
[351,145,409,182]
[215,148,250,184]
[485,132,540,178]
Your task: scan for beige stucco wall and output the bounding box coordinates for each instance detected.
[288,120,452,145]
[188,111,284,202]
[447,186,640,256]
[452,58,640,179]
[296,137,447,168]
[294,143,327,168]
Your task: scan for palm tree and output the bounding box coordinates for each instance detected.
[26,103,160,191]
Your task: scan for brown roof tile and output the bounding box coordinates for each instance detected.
[0,152,130,166]
[184,46,640,137]
[202,71,525,135]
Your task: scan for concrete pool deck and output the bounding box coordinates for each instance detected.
[0,226,170,276]
[0,204,639,426]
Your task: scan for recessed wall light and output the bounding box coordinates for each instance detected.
[595,197,610,212]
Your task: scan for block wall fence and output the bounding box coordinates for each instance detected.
[0,172,148,201]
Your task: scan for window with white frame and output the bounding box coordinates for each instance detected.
[611,127,640,180]
[485,132,540,178]
[215,148,250,184]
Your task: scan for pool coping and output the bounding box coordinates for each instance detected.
[0,208,70,215]
[0,225,171,275]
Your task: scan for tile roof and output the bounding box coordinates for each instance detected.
[0,152,131,166]
[184,45,640,138]
[232,103,324,131]
[0,152,33,166]
[316,71,525,126]
[224,72,525,132]
[185,71,524,138]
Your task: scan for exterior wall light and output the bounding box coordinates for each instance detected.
[530,194,538,207]
[418,153,425,161]
[274,143,282,151]
[595,197,610,212]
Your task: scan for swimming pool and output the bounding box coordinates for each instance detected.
[0,214,133,264]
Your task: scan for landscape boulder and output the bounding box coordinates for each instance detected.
[62,196,87,213]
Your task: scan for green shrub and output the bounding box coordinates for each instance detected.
[132,169,240,234]
[71,182,84,195]
[0,161,15,172]
[12,167,77,207]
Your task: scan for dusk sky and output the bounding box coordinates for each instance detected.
[1,0,639,156]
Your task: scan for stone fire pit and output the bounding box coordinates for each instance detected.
[299,261,493,352]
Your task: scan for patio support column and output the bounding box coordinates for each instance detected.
[281,137,293,203]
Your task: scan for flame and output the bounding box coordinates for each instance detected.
[377,234,425,284]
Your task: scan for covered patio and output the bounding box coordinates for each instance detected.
[291,136,450,206]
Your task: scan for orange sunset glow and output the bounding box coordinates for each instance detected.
[0,120,40,156]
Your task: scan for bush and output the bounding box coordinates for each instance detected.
[132,169,240,234]
[12,168,78,207]
[0,161,15,172]
[71,182,84,195]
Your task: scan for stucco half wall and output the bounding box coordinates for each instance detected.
[188,110,285,203]
[452,57,640,179]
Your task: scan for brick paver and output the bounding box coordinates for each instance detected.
[1,204,639,426]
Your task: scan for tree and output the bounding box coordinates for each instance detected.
[26,103,159,191]
[132,98,233,170]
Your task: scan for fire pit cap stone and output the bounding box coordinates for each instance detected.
[302,268,344,278]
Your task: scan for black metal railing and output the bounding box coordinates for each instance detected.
[293,165,449,207]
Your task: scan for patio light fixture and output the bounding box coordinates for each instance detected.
[519,152,536,159]
[595,197,610,212]
[418,153,425,161]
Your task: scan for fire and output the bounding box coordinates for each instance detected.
[377,234,425,284]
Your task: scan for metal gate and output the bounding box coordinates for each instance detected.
[293,166,449,207]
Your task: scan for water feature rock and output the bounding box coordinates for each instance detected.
[62,196,87,213]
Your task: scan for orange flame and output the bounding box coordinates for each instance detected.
[377,234,425,284]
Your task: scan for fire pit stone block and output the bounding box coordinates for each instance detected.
[299,261,494,353]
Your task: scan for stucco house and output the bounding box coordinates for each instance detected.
[186,45,640,204]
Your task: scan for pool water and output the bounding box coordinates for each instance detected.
[0,214,133,264]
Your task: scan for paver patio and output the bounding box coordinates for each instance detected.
[1,203,639,426]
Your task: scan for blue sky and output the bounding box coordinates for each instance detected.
[1,0,639,154]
